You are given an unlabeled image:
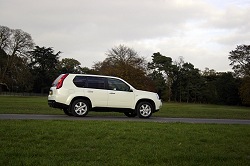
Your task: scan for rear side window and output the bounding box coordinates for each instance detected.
[73,76,87,87]
[73,76,106,89]
[87,77,105,89]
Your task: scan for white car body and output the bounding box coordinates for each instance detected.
[48,74,162,118]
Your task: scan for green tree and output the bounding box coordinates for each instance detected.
[147,71,167,100]
[174,63,202,103]
[229,45,250,105]
[0,48,9,92]
[148,52,177,101]
[58,58,81,73]
[0,48,8,78]
[229,45,250,77]
[201,71,241,105]
[240,77,250,105]
[80,67,98,74]
[202,67,216,76]
[29,46,60,93]
[215,72,240,105]
[201,69,219,103]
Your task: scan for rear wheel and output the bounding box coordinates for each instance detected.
[71,99,90,117]
[136,102,153,118]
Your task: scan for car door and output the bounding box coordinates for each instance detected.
[85,76,108,107]
[107,78,135,108]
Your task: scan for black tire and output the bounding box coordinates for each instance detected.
[63,108,73,116]
[71,99,90,117]
[136,102,153,118]
[124,111,137,118]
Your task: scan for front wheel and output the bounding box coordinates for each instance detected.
[136,102,153,118]
[71,99,90,117]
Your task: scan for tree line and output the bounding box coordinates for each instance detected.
[0,25,249,105]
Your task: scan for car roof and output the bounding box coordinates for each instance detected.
[67,73,122,80]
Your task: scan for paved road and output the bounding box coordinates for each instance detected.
[0,114,250,124]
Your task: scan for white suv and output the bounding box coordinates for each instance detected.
[48,74,162,118]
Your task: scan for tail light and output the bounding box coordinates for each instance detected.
[56,74,69,89]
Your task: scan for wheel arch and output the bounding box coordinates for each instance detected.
[135,99,156,112]
[70,96,92,109]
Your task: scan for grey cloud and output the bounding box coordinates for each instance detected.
[0,0,249,71]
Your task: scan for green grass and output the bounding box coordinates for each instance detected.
[0,96,61,115]
[0,96,250,119]
[0,96,250,165]
[0,120,249,166]
[154,103,250,119]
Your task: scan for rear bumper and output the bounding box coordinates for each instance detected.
[48,100,68,109]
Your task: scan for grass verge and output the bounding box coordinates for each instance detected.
[0,96,249,119]
[0,120,249,166]
[155,102,250,119]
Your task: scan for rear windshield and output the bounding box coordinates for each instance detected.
[52,74,64,87]
[73,76,105,89]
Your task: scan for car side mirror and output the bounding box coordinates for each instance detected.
[129,88,133,92]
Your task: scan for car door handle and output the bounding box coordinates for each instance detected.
[87,90,93,93]
[109,92,115,94]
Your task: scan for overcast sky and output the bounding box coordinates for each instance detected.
[1,0,250,71]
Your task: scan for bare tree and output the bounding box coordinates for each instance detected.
[9,29,34,56]
[105,44,146,70]
[93,45,155,91]
[0,26,11,50]
[0,25,34,84]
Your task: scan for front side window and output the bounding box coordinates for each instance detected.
[108,78,130,91]
[87,77,105,89]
